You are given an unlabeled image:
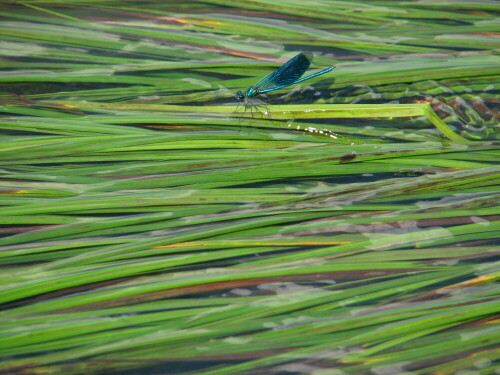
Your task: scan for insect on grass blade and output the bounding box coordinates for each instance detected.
[236,52,335,111]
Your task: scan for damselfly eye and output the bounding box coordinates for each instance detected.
[236,91,245,101]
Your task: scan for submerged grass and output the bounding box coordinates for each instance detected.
[0,1,499,374]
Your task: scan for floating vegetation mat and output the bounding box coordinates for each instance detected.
[0,1,499,374]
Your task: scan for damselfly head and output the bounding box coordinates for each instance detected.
[236,91,245,101]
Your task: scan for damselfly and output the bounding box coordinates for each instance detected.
[236,52,335,114]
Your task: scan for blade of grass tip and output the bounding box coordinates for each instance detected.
[421,104,476,144]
